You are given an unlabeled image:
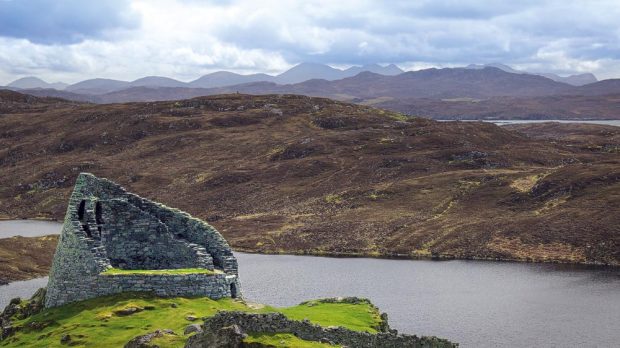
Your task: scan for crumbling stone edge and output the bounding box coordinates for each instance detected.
[45,173,241,308]
[185,311,458,348]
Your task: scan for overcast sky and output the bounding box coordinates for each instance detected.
[1,0,619,84]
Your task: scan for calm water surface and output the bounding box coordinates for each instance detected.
[491,119,620,127]
[1,221,619,347]
[0,277,48,309]
[237,253,620,348]
[0,220,61,238]
[439,119,620,127]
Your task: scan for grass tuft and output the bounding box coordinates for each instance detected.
[100,268,218,276]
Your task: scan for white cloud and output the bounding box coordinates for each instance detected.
[1,0,620,84]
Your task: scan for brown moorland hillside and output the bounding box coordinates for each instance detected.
[0,91,618,265]
[373,94,620,120]
[0,235,58,284]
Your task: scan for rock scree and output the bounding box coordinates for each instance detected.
[45,173,241,308]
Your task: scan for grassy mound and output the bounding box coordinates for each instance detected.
[1,293,381,347]
[100,268,219,276]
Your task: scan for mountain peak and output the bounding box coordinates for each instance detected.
[129,76,185,88]
[466,63,597,86]
[275,63,341,84]
[8,76,68,90]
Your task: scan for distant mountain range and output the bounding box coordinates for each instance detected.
[5,62,405,94]
[465,63,597,86]
[4,63,620,120]
[4,62,598,94]
[61,66,616,102]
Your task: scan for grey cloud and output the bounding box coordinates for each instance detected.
[401,0,539,19]
[214,0,620,71]
[0,0,139,44]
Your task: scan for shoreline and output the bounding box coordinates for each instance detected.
[232,248,620,268]
[0,217,62,222]
[0,218,617,287]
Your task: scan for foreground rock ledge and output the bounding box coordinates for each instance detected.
[186,311,457,348]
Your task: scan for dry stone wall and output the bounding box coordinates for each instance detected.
[186,311,458,348]
[45,173,241,308]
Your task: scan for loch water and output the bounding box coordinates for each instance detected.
[1,221,619,347]
[439,119,620,127]
[0,220,62,238]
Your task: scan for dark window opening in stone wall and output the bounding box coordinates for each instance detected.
[213,256,223,268]
[230,283,238,298]
[83,224,92,238]
[95,201,104,224]
[77,200,86,221]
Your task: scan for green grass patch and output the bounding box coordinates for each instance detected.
[148,333,186,348]
[100,268,218,276]
[277,299,381,333]
[324,193,344,204]
[387,111,410,121]
[244,333,340,347]
[1,294,380,347]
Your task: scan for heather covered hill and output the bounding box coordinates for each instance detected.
[0,92,618,265]
[505,122,620,148]
[0,235,58,285]
[0,90,83,113]
[373,94,620,120]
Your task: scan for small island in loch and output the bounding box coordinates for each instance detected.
[0,173,457,347]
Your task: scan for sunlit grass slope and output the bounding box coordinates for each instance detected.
[1,293,381,347]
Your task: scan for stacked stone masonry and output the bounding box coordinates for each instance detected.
[45,173,241,308]
[186,311,458,348]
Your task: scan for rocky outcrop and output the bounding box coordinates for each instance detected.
[125,329,177,348]
[45,173,241,308]
[0,288,46,340]
[187,324,248,347]
[186,311,458,348]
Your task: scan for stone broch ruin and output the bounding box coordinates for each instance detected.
[45,173,241,308]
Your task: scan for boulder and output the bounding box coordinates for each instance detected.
[185,324,246,348]
[184,324,203,335]
[0,287,47,340]
[125,329,175,348]
[114,306,144,316]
